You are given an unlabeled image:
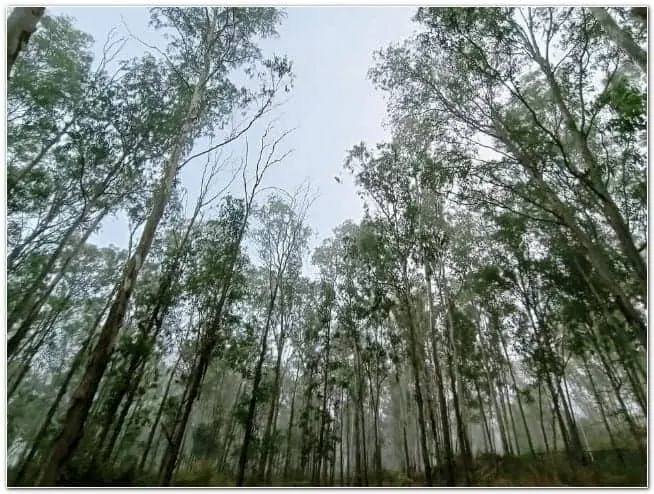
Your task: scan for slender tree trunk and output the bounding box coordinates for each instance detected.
[397,373,412,475]
[12,329,94,485]
[537,383,550,455]
[345,398,351,484]
[236,281,280,486]
[422,372,441,471]
[528,42,646,294]
[259,303,286,482]
[398,294,433,485]
[282,369,298,482]
[219,381,244,472]
[8,209,105,355]
[90,357,143,464]
[369,373,382,484]
[582,355,624,465]
[138,353,181,473]
[353,383,362,485]
[315,310,331,486]
[109,392,144,466]
[497,133,646,345]
[438,277,472,483]
[158,344,210,485]
[545,376,576,460]
[554,376,585,463]
[590,329,645,445]
[158,205,251,485]
[8,311,58,399]
[474,380,494,455]
[551,405,558,454]
[502,382,521,456]
[102,361,145,464]
[447,350,472,482]
[356,349,369,486]
[424,266,454,484]
[339,388,345,486]
[499,335,536,456]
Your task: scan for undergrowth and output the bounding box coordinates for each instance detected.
[9,448,646,487]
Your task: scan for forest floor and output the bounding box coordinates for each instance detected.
[461,449,646,487]
[172,449,646,487]
[30,448,643,487]
[11,448,645,487]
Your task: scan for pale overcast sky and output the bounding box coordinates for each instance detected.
[47,7,416,260]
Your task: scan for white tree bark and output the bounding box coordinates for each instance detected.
[590,7,647,73]
[7,7,45,79]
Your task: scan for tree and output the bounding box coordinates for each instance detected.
[36,7,291,485]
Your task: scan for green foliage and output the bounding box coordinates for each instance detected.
[7,6,645,489]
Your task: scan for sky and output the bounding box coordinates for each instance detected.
[47,6,417,266]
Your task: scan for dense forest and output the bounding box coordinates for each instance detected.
[5,6,647,487]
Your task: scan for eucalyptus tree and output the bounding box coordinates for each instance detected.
[159,125,294,486]
[157,199,252,485]
[236,191,312,486]
[256,208,313,483]
[7,18,181,359]
[82,153,233,474]
[346,142,457,485]
[7,13,93,195]
[9,244,127,485]
[371,7,646,347]
[37,7,292,485]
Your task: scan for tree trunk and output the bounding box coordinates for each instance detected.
[35,35,212,481]
[438,276,472,482]
[528,42,646,295]
[354,336,369,486]
[315,310,331,485]
[101,361,145,464]
[589,7,647,72]
[7,7,45,79]
[500,381,521,456]
[218,381,244,472]
[545,376,577,460]
[8,310,58,400]
[474,380,494,455]
[138,352,182,473]
[339,388,345,486]
[345,398,351,484]
[537,383,550,455]
[8,209,105,355]
[12,329,94,485]
[236,280,280,486]
[353,381,362,485]
[282,369,299,482]
[424,266,454,484]
[496,131,647,346]
[369,372,382,484]
[582,355,624,465]
[499,334,536,456]
[398,294,433,485]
